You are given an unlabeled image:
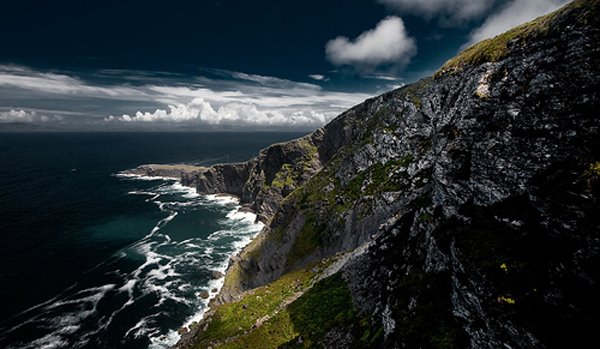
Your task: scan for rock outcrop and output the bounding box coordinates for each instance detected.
[147,1,600,348]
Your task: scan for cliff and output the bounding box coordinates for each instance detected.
[135,1,600,347]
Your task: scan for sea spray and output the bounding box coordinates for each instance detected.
[121,175,264,349]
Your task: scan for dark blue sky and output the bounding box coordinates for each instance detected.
[0,0,569,130]
[1,0,461,80]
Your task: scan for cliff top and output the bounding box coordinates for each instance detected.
[436,0,599,76]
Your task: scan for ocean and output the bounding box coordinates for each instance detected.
[0,132,305,349]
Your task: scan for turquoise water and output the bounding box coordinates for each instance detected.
[0,132,304,348]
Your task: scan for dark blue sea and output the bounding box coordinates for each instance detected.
[0,132,304,349]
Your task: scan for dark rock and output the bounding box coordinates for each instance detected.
[174,1,600,348]
[210,271,224,279]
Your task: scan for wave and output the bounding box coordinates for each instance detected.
[0,175,263,349]
[113,173,177,181]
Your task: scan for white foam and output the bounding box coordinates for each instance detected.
[114,173,177,181]
[29,334,70,349]
[161,204,264,345]
[148,330,181,349]
[9,170,266,348]
[226,209,259,224]
[205,194,240,205]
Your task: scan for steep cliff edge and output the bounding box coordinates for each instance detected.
[161,1,599,347]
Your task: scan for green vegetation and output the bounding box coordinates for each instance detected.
[265,138,320,192]
[286,216,325,268]
[436,3,561,75]
[295,154,414,216]
[274,154,416,266]
[354,156,414,196]
[271,163,295,189]
[218,310,295,349]
[285,273,355,344]
[418,212,433,223]
[589,162,600,176]
[203,272,356,349]
[194,266,319,347]
[359,325,384,346]
[436,0,598,75]
[497,296,516,305]
[402,77,432,109]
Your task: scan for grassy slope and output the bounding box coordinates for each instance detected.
[191,260,377,348]
[436,0,598,75]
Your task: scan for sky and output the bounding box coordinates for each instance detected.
[0,0,570,131]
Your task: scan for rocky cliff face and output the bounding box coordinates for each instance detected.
[168,1,600,348]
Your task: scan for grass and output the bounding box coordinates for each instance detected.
[214,273,356,349]
[342,155,413,203]
[286,216,325,268]
[286,273,356,342]
[265,137,320,192]
[217,309,296,349]
[194,266,318,347]
[274,155,416,266]
[435,0,569,75]
[271,163,295,189]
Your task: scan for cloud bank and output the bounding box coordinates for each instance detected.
[379,0,496,24]
[0,109,63,123]
[467,0,571,45]
[325,16,416,72]
[0,65,370,129]
[0,109,37,122]
[106,98,328,127]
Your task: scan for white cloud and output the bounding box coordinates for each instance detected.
[467,0,570,45]
[229,71,320,90]
[0,108,62,123]
[308,74,326,81]
[106,98,329,127]
[379,0,495,24]
[0,65,371,128]
[0,109,36,122]
[0,66,145,99]
[367,74,401,81]
[325,16,416,72]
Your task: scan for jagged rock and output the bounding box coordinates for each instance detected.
[199,291,209,299]
[167,1,600,348]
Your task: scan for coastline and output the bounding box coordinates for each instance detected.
[121,166,264,348]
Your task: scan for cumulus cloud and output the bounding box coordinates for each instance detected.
[467,0,571,45]
[379,0,495,24]
[0,108,62,123]
[106,98,328,127]
[0,109,36,122]
[325,16,416,72]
